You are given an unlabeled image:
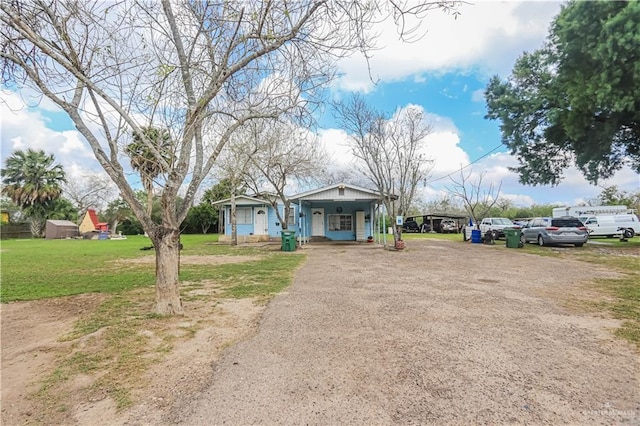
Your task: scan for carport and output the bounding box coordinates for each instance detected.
[405,213,469,233]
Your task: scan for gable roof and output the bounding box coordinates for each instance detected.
[210,195,270,206]
[289,183,384,202]
[87,209,99,227]
[46,220,78,227]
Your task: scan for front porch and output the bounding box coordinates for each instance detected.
[290,183,384,243]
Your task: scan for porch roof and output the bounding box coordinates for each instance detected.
[210,195,270,206]
[289,183,384,202]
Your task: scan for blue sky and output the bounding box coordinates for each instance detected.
[317,1,639,207]
[1,1,638,208]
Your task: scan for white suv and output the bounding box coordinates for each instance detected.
[439,219,458,233]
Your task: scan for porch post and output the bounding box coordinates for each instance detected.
[375,205,379,243]
[298,201,303,246]
[369,203,374,241]
[382,207,387,248]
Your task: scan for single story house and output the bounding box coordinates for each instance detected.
[212,183,386,243]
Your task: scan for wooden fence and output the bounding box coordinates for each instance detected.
[0,223,32,240]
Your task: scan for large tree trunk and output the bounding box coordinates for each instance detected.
[30,216,45,238]
[111,219,120,235]
[151,227,184,315]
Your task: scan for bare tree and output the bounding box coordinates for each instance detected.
[1,1,459,314]
[62,173,115,221]
[446,168,502,226]
[333,95,434,245]
[243,120,326,230]
[423,194,464,215]
[214,135,254,246]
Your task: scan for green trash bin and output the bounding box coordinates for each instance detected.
[281,230,296,252]
[504,228,522,248]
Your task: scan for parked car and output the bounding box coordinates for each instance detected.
[439,219,458,233]
[420,222,432,233]
[402,219,421,233]
[513,219,530,228]
[479,217,518,240]
[520,216,589,247]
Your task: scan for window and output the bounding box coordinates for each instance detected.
[287,206,296,227]
[328,214,352,231]
[236,208,252,224]
[552,218,583,227]
[495,218,514,225]
[584,217,597,225]
[279,206,296,227]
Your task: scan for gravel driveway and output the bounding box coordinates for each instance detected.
[177,239,639,425]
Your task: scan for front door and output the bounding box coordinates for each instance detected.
[254,208,267,235]
[311,208,324,236]
[355,210,365,241]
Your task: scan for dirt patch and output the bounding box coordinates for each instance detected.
[81,298,265,426]
[1,255,266,426]
[1,294,107,424]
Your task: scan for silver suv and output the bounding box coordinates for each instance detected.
[521,216,588,247]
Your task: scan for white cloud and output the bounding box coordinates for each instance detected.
[500,192,536,207]
[471,89,485,103]
[319,128,353,168]
[423,131,469,176]
[1,91,105,180]
[333,1,562,92]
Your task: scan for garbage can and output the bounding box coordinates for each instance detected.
[504,228,522,248]
[281,230,296,252]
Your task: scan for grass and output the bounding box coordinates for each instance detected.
[0,234,277,302]
[1,236,155,301]
[375,231,463,244]
[1,234,305,422]
[215,254,305,299]
[569,244,640,346]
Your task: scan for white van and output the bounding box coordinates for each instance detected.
[580,214,640,238]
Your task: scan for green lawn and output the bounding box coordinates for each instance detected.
[0,234,303,302]
[2,236,153,301]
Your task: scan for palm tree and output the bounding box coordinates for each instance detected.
[125,127,173,216]
[1,149,66,236]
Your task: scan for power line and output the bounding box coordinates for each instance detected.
[425,143,504,185]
